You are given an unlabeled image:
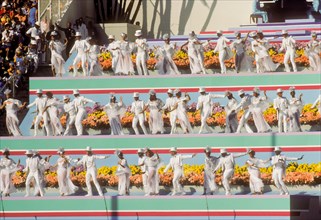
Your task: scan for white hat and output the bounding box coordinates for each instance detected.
[4,89,11,95]
[30,40,37,45]
[220,148,227,154]
[238,89,245,96]
[249,31,257,38]
[204,146,211,153]
[163,34,170,40]
[57,148,65,154]
[2,148,9,153]
[174,89,181,94]
[149,89,156,95]
[137,148,144,153]
[167,89,173,94]
[75,32,82,37]
[133,92,139,98]
[108,35,115,40]
[282,30,288,35]
[199,87,206,93]
[253,87,260,94]
[85,146,92,151]
[135,30,142,37]
[63,95,70,100]
[35,21,40,26]
[276,88,283,93]
[274,147,282,152]
[169,147,177,152]
[289,86,295,92]
[50,31,58,36]
[73,89,79,95]
[36,89,43,94]
[217,30,223,34]
[25,149,33,155]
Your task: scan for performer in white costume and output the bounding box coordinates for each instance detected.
[134,30,149,75]
[279,30,297,72]
[288,87,303,132]
[143,90,164,134]
[104,95,126,135]
[214,30,231,74]
[223,91,239,133]
[274,88,289,133]
[107,35,120,73]
[69,32,90,76]
[63,95,76,136]
[115,150,131,196]
[203,147,219,195]
[137,149,148,194]
[33,151,51,197]
[77,146,108,196]
[234,89,253,133]
[162,89,178,134]
[87,37,102,76]
[231,32,252,73]
[270,147,303,195]
[144,148,162,196]
[306,32,321,72]
[131,92,148,135]
[116,33,135,75]
[49,31,66,77]
[164,147,196,196]
[43,91,64,136]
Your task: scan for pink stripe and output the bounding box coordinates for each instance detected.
[200,28,321,34]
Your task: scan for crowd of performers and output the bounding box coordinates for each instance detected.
[1,86,320,137]
[50,29,321,77]
[0,146,303,197]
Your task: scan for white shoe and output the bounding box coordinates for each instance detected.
[24,194,29,197]
[144,193,151,196]
[85,194,92,197]
[225,192,231,196]
[285,192,289,195]
[171,192,177,196]
[181,192,186,195]
[280,192,285,195]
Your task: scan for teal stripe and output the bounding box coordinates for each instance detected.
[29,73,321,90]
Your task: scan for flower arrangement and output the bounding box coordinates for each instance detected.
[11,162,321,188]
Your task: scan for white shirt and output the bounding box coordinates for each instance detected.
[26,27,41,38]
[4,98,22,115]
[73,96,95,111]
[145,154,160,168]
[131,100,145,115]
[27,156,41,173]
[164,154,193,172]
[107,41,120,57]
[271,154,298,170]
[197,93,225,112]
[231,39,245,54]
[235,94,252,112]
[135,38,148,54]
[274,96,289,111]
[215,153,247,172]
[280,36,296,51]
[204,156,219,173]
[45,97,60,114]
[27,96,47,114]
[162,97,177,112]
[214,36,230,52]
[64,101,76,116]
[70,39,90,55]
[138,156,146,173]
[78,155,107,170]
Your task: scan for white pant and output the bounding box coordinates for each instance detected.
[219,50,227,73]
[172,169,184,194]
[49,111,64,135]
[118,173,130,195]
[277,111,288,133]
[85,167,103,196]
[236,110,253,133]
[25,171,44,197]
[111,55,119,73]
[284,50,297,72]
[146,167,159,195]
[199,110,214,134]
[272,168,288,194]
[136,52,149,75]
[73,53,87,76]
[64,115,76,136]
[169,112,177,134]
[222,169,234,195]
[34,113,52,136]
[0,170,13,194]
[204,171,217,193]
[132,114,148,135]
[142,172,148,194]
[75,108,86,135]
[248,169,264,193]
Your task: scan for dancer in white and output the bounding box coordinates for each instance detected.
[224,91,238,133]
[197,88,225,134]
[279,30,297,72]
[306,32,321,72]
[49,31,66,77]
[69,32,90,76]
[27,89,52,136]
[33,151,51,197]
[43,91,64,136]
[274,88,289,133]
[63,95,76,136]
[246,149,269,195]
[250,87,271,133]
[143,90,164,134]
[104,95,126,135]
[0,89,26,136]
[156,34,180,75]
[131,92,148,135]
[164,147,196,196]
[87,37,102,76]
[180,31,207,74]
[214,148,248,195]
[144,148,162,196]
[116,33,135,75]
[0,148,20,197]
[311,93,321,113]
[115,150,131,196]
[214,30,231,74]
[53,148,78,196]
[73,89,96,136]
[234,89,253,133]
[77,146,108,196]
[135,30,149,75]
[231,32,252,73]
[270,147,303,195]
[288,87,303,132]
[137,149,148,194]
[107,35,120,73]
[162,89,178,134]
[257,31,279,72]
[203,147,219,195]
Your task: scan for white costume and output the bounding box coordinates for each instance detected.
[49,40,66,76]
[224,97,239,133]
[146,99,164,134]
[88,44,102,76]
[274,95,289,133]
[138,155,148,194]
[145,154,161,195]
[231,38,253,73]
[250,95,271,133]
[63,99,76,136]
[107,40,120,73]
[44,97,64,135]
[197,92,225,134]
[176,96,193,134]
[214,35,231,74]
[306,39,321,72]
[73,93,95,135]
[288,95,303,132]
[70,38,90,76]
[204,155,219,194]
[116,40,135,75]
[235,92,253,133]
[156,42,180,75]
[0,157,19,195]
[164,153,194,195]
[131,99,148,135]
[116,158,131,196]
[77,154,108,196]
[104,101,126,135]
[25,156,45,197]
[135,38,149,75]
[280,35,297,72]
[246,157,267,194]
[187,37,206,74]
[56,155,78,195]
[162,95,178,134]
[3,98,23,136]
[27,95,52,136]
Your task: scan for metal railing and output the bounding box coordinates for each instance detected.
[38,0,74,25]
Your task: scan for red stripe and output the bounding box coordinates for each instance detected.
[0,211,291,217]
[29,84,321,95]
[200,28,321,34]
[4,146,321,156]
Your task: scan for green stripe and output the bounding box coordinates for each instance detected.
[1,133,320,150]
[29,73,321,90]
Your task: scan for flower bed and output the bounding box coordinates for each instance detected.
[12,162,321,188]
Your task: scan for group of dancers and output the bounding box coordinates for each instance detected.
[1,86,321,136]
[57,29,321,77]
[0,146,303,197]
